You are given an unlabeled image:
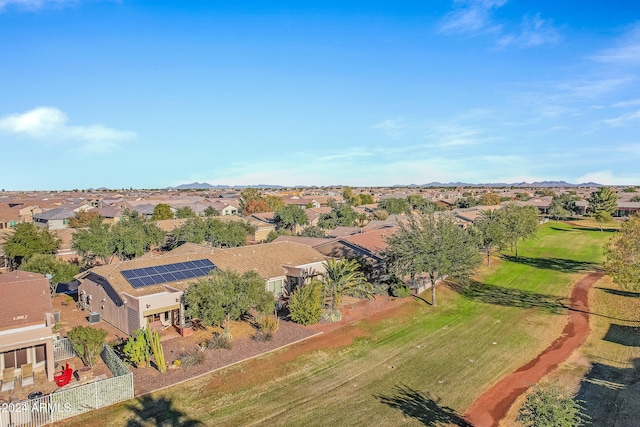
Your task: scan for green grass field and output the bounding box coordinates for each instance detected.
[63,221,613,427]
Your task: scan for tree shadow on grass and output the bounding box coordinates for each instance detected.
[448,280,566,313]
[125,395,204,427]
[501,255,596,274]
[596,287,640,298]
[575,359,640,425]
[376,384,471,426]
[603,324,640,347]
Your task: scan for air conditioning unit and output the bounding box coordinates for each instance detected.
[53,311,60,323]
[88,312,101,324]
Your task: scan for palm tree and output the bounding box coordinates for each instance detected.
[321,258,372,310]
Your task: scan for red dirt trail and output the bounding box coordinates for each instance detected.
[464,271,604,427]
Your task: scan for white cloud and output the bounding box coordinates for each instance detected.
[440,1,559,49]
[613,99,640,108]
[423,123,495,147]
[591,24,640,65]
[0,0,76,12]
[439,0,506,36]
[0,107,135,153]
[372,117,408,139]
[497,14,560,48]
[603,110,640,127]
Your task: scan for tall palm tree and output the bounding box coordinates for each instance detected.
[321,258,372,310]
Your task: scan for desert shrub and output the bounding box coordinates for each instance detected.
[253,330,273,342]
[320,307,342,323]
[209,332,232,350]
[517,385,589,427]
[180,349,206,368]
[257,315,279,333]
[391,283,412,298]
[67,326,107,367]
[372,282,391,296]
[288,281,323,325]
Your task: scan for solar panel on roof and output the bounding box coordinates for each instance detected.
[121,258,216,289]
[129,278,144,288]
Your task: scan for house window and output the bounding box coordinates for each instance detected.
[35,345,45,363]
[267,279,284,296]
[2,347,30,369]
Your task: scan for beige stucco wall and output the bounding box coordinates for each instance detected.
[0,324,54,381]
[79,280,129,334]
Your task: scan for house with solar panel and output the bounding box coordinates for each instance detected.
[76,241,328,336]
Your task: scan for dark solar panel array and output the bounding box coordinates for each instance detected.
[121,259,216,288]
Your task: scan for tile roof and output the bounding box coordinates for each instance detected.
[340,227,397,255]
[0,271,53,331]
[80,241,327,299]
[33,207,76,221]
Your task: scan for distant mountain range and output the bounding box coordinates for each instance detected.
[172,182,286,190]
[172,181,603,190]
[418,181,603,188]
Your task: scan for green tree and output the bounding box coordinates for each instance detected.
[630,195,640,203]
[356,193,374,205]
[266,228,288,243]
[480,193,501,206]
[473,209,506,266]
[588,187,618,215]
[203,206,220,217]
[204,218,255,247]
[300,226,325,238]
[287,280,324,325]
[67,326,107,367]
[605,214,640,290]
[342,186,356,205]
[534,189,556,197]
[378,198,410,215]
[372,209,389,220]
[456,196,478,209]
[517,385,589,427]
[19,254,79,294]
[384,213,481,306]
[151,203,174,220]
[549,194,578,221]
[321,258,372,310]
[111,210,165,260]
[407,195,442,213]
[593,210,613,231]
[264,195,285,212]
[502,204,539,257]
[622,187,637,193]
[184,269,274,330]
[2,222,61,268]
[318,204,359,229]
[175,206,196,219]
[71,218,115,265]
[171,217,207,247]
[69,210,103,228]
[274,205,309,231]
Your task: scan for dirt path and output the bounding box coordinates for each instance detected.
[464,271,604,427]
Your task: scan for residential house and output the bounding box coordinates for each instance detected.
[281,195,321,209]
[32,207,76,229]
[76,241,327,336]
[0,271,55,382]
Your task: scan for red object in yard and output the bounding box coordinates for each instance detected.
[54,363,73,387]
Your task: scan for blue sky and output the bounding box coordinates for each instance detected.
[1,0,640,190]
